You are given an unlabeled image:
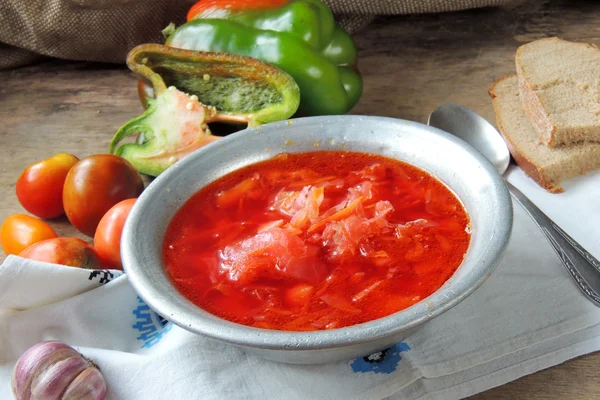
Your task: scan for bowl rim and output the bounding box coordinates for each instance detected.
[122,114,513,350]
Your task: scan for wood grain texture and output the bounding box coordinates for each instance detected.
[1,0,600,398]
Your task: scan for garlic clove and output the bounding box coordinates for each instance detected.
[12,341,80,400]
[30,355,88,400]
[12,341,107,400]
[62,366,107,400]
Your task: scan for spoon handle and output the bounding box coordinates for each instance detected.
[506,181,600,307]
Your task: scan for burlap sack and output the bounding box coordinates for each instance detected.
[0,0,516,70]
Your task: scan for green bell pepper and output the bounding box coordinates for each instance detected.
[166,0,362,116]
[110,43,300,176]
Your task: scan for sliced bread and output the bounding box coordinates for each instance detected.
[489,75,600,193]
[515,37,600,147]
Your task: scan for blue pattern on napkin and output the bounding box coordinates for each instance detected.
[132,296,172,348]
[350,342,410,374]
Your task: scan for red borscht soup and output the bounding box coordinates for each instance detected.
[163,151,470,331]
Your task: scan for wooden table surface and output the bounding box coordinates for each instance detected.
[2,0,599,398]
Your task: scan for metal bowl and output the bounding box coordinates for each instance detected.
[121,115,513,364]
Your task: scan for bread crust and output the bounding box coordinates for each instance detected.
[488,75,564,193]
[515,60,557,147]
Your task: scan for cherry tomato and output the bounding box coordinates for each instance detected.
[94,198,136,270]
[63,155,144,237]
[19,237,105,269]
[0,214,58,256]
[16,153,80,219]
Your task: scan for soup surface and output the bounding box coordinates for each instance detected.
[164,151,470,331]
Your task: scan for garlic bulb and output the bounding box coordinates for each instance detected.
[12,340,107,400]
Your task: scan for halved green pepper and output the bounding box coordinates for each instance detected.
[110,44,300,177]
[166,0,362,117]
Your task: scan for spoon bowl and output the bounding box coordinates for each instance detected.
[428,103,600,308]
[428,104,510,175]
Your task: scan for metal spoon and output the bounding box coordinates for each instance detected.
[428,103,600,307]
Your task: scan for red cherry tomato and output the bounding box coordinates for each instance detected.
[0,214,58,256]
[63,155,144,237]
[16,153,80,219]
[94,198,137,270]
[19,237,105,269]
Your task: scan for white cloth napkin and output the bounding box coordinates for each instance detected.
[1,165,599,400]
